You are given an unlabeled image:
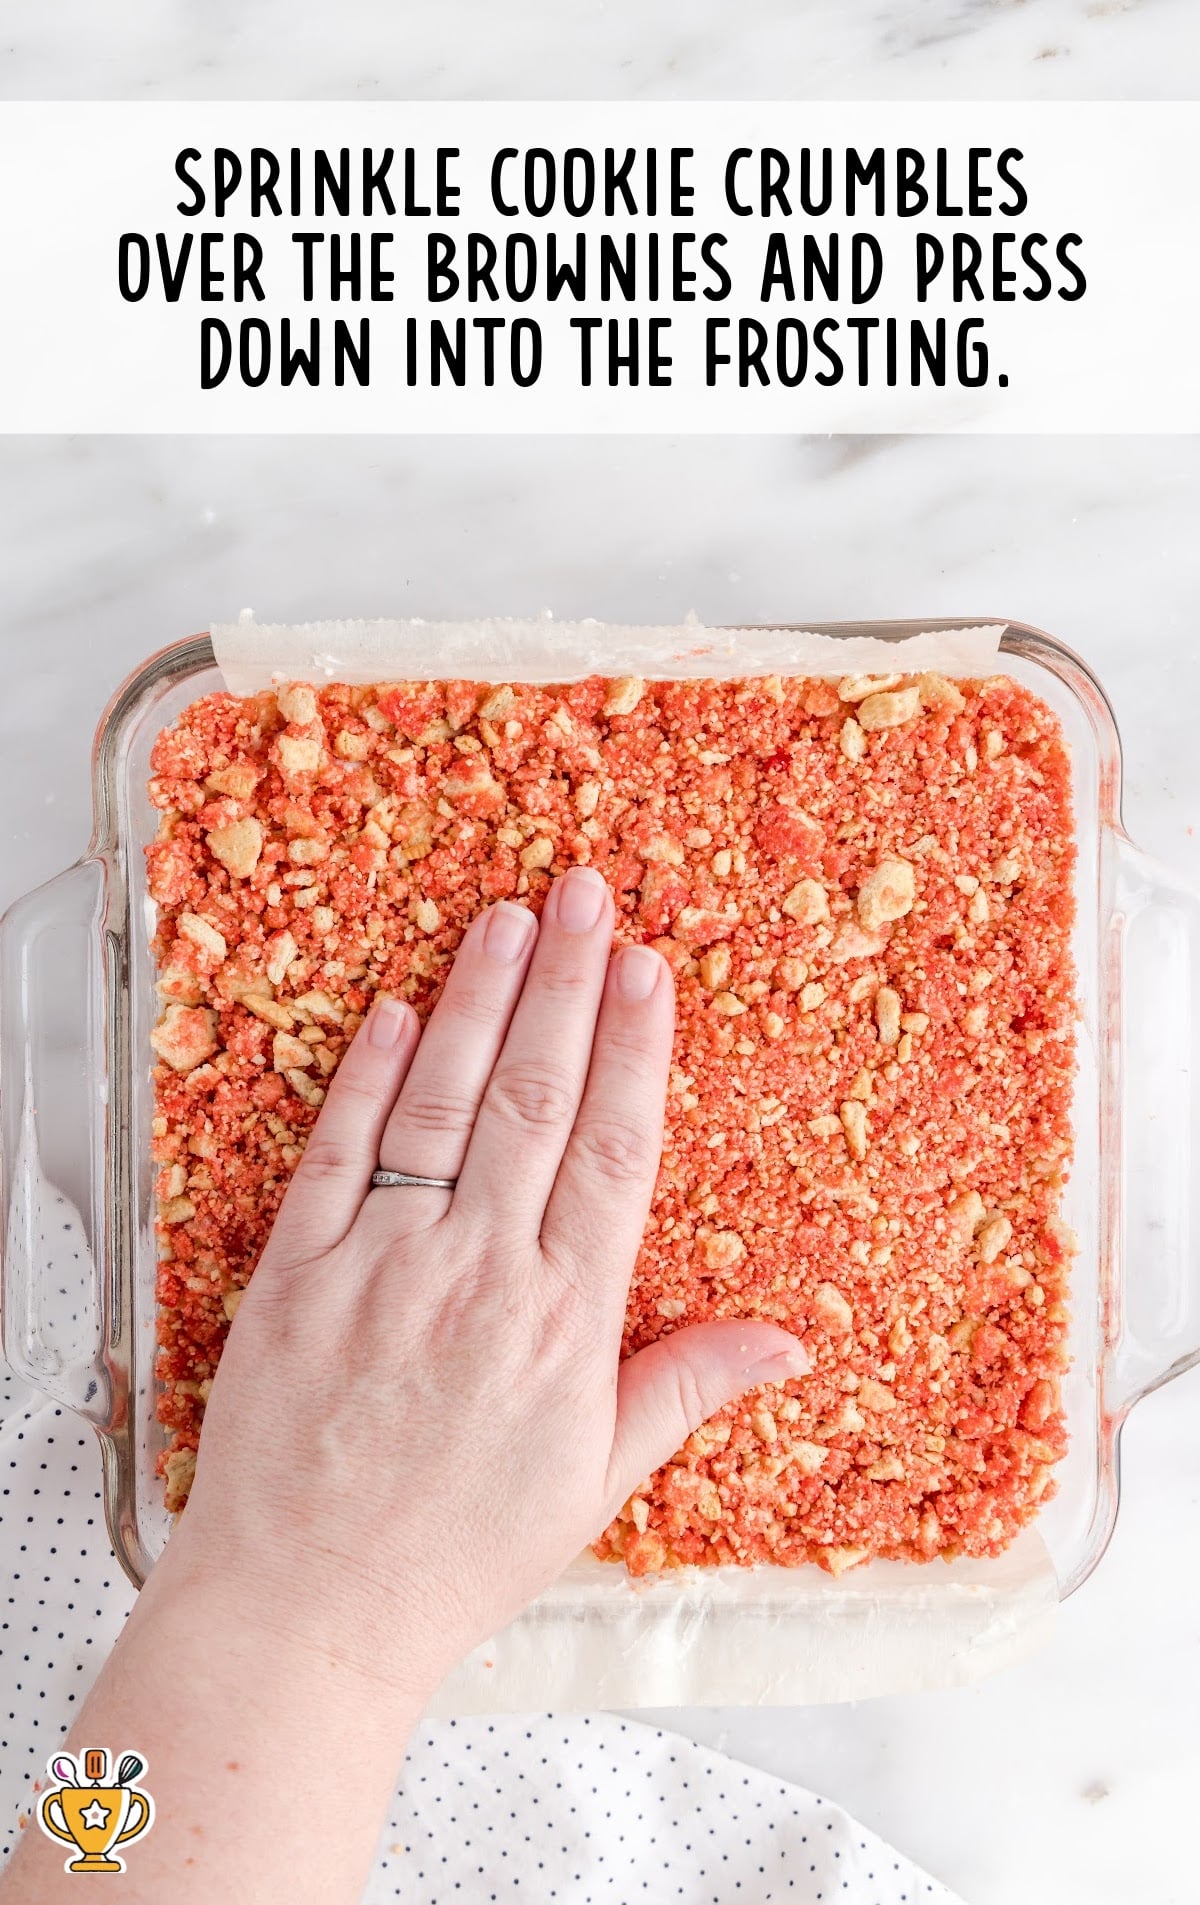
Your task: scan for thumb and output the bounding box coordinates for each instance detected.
[605,1319,810,1510]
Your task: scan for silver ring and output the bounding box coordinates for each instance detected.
[370,1169,458,1191]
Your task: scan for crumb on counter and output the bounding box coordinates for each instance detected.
[149,669,1076,1575]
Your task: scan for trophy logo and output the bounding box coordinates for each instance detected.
[36,1748,155,1874]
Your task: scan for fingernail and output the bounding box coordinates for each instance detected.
[746,1344,810,1384]
[555,865,607,934]
[484,901,536,964]
[616,945,662,1002]
[368,996,410,1050]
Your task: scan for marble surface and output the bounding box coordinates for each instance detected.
[3,4,1200,1902]
[2,0,1197,101]
[3,431,1200,1905]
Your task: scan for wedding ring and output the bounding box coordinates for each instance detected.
[370,1169,458,1190]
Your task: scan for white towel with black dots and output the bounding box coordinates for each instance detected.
[0,1361,963,1903]
[378,1716,964,1903]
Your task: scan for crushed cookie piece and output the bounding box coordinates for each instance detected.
[178,913,227,963]
[264,930,298,987]
[334,728,371,760]
[793,1441,829,1476]
[775,955,808,991]
[243,995,295,1031]
[205,762,259,800]
[857,859,916,932]
[642,834,684,866]
[948,1190,988,1243]
[163,1446,197,1513]
[857,686,921,731]
[813,1281,854,1334]
[840,717,867,763]
[672,906,738,949]
[604,676,644,716]
[272,1030,313,1072]
[781,878,829,925]
[857,1377,897,1414]
[277,682,318,726]
[874,986,901,1046]
[969,886,991,925]
[838,673,903,703]
[821,1544,870,1578]
[917,672,966,714]
[866,1454,906,1482]
[828,919,889,963]
[277,734,323,775]
[840,1099,868,1160]
[520,836,555,871]
[711,990,747,1017]
[701,1229,746,1270]
[976,1213,1013,1265]
[150,1004,218,1074]
[206,817,263,880]
[699,945,732,990]
[286,1068,327,1109]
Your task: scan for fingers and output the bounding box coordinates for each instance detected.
[452,866,614,1228]
[359,900,538,1235]
[539,944,674,1299]
[263,995,420,1262]
[604,1320,810,1512]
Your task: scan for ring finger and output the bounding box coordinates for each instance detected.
[361,898,539,1230]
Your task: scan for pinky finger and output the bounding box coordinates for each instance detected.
[263,995,420,1263]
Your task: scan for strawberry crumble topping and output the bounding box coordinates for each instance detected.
[148,668,1076,1573]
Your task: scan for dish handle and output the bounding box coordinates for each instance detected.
[0,857,118,1426]
[1110,835,1200,1415]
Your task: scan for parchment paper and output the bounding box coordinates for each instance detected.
[208,614,1057,1712]
[211,614,1005,694]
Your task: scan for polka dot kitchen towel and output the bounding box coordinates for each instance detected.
[0,1361,963,1903]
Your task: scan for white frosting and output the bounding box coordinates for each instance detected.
[430,1534,1057,1715]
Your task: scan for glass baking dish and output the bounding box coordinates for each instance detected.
[3,622,1198,1709]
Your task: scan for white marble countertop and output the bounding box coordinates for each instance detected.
[3,0,1196,100]
[3,5,1199,1902]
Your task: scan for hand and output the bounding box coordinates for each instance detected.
[165,866,809,1704]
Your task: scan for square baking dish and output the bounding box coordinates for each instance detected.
[3,621,1198,1709]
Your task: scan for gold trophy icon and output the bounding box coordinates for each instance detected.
[37,1748,154,1873]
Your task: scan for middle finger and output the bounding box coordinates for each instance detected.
[358,898,539,1238]
[453,865,614,1230]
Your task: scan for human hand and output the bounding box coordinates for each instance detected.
[164,866,810,1705]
